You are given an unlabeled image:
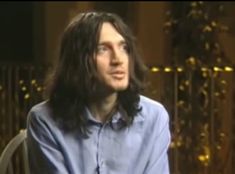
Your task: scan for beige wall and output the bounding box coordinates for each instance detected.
[134,2,170,66]
[37,2,170,66]
[40,2,94,64]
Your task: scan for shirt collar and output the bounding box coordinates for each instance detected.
[115,104,145,123]
[84,104,145,125]
[84,107,100,124]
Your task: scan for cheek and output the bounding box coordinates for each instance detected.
[96,62,109,79]
[127,59,132,75]
[96,58,108,71]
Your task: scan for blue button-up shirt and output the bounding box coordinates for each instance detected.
[27,95,171,174]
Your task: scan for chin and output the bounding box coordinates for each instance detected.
[103,79,129,92]
[115,87,128,91]
[112,84,129,91]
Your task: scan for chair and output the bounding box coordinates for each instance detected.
[0,129,30,174]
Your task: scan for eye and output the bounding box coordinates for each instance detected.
[97,45,109,54]
[120,43,129,53]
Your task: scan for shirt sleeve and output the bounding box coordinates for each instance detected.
[27,109,69,174]
[144,106,171,174]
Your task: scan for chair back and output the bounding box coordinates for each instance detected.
[0,129,29,174]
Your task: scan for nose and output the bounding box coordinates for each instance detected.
[111,48,123,64]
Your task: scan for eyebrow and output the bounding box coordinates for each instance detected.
[98,40,127,46]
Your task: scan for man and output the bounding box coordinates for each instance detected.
[27,12,171,174]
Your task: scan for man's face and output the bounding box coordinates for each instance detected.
[95,22,129,93]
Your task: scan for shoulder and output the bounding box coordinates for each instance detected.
[139,95,165,109]
[139,95,168,116]
[26,100,62,140]
[27,100,53,125]
[138,95,170,128]
[28,100,50,117]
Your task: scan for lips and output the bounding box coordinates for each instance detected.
[110,70,125,79]
[110,70,125,74]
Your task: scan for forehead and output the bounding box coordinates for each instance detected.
[98,22,125,43]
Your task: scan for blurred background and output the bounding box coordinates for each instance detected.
[0,1,234,174]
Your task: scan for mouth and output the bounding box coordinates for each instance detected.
[110,71,125,79]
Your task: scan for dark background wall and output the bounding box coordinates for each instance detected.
[0,2,33,63]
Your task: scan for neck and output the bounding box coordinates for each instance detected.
[88,93,118,123]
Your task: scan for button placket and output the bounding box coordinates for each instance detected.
[96,123,106,173]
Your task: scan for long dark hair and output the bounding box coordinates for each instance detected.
[45,12,147,135]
